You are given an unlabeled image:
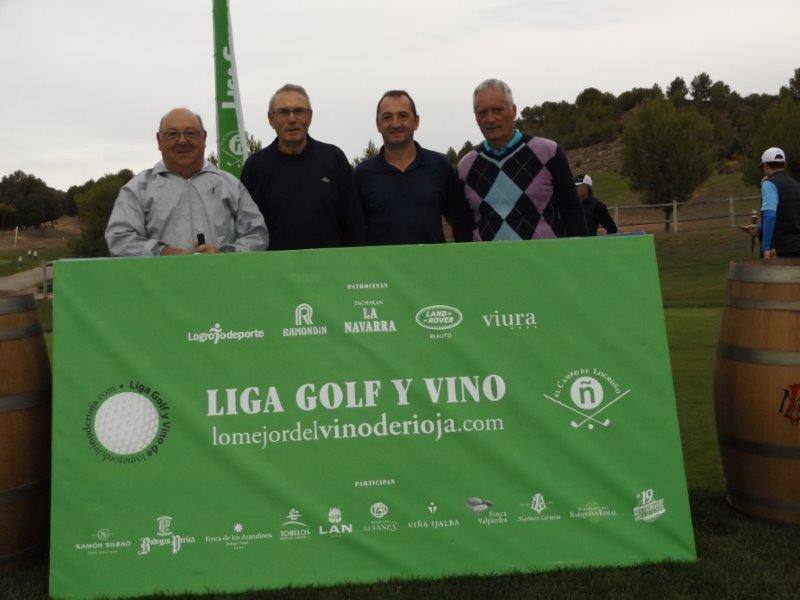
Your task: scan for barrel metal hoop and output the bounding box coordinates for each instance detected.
[0,294,36,315]
[0,478,50,505]
[0,322,42,341]
[0,543,46,566]
[729,262,800,284]
[727,486,800,513]
[725,296,800,311]
[718,432,800,460]
[717,341,800,366]
[0,391,51,413]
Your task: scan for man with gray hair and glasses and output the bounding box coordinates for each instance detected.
[458,79,586,241]
[106,107,268,256]
[241,84,364,250]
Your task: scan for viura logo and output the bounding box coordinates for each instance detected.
[415,305,462,340]
[187,323,264,344]
[482,310,537,329]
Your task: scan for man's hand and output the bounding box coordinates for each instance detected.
[161,247,191,255]
[739,224,759,236]
[764,248,777,259]
[194,243,220,254]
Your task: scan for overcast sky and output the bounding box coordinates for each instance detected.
[1,0,798,191]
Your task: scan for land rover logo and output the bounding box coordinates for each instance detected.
[415,305,463,330]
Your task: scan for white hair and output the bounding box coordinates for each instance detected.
[473,79,514,110]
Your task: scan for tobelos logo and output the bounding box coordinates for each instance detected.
[544,369,631,430]
[84,381,171,463]
[415,305,463,330]
[187,322,264,344]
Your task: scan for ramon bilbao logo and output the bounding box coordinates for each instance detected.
[84,380,171,463]
[544,368,631,430]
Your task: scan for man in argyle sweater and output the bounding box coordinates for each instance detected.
[458,79,587,241]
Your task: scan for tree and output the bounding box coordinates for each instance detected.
[0,170,63,228]
[622,99,714,231]
[69,169,134,257]
[352,140,379,167]
[666,77,688,104]
[456,141,474,161]
[445,147,458,166]
[743,97,800,185]
[788,67,800,101]
[691,72,713,103]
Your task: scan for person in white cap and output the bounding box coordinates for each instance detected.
[743,147,800,258]
[574,173,618,236]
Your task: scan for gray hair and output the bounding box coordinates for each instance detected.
[268,84,311,114]
[473,79,514,110]
[158,108,204,132]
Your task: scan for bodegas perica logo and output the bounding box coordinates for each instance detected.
[83,380,171,463]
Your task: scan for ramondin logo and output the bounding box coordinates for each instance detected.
[544,368,631,431]
[415,305,463,330]
[283,303,328,337]
[83,381,171,464]
[187,322,265,344]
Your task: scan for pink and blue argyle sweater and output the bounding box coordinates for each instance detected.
[457,135,587,241]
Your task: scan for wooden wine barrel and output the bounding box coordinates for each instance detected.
[714,259,800,524]
[0,290,51,570]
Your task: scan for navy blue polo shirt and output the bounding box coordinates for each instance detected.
[354,143,472,245]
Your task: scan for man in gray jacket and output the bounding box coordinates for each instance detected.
[105,108,268,256]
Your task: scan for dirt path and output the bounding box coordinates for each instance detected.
[0,264,52,294]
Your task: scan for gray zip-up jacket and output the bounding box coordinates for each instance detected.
[105,161,269,256]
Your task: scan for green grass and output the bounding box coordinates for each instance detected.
[5,232,800,599]
[0,246,75,277]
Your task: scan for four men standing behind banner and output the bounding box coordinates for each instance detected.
[107,80,596,256]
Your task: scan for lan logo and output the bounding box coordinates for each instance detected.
[779,384,800,427]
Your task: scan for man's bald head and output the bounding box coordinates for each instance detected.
[156,107,207,179]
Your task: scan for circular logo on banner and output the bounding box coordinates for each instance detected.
[94,392,159,455]
[84,382,171,464]
[570,377,604,410]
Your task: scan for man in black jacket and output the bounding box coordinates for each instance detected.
[241,84,364,250]
[575,173,618,236]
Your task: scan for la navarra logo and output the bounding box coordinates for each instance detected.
[84,380,171,463]
[544,368,631,430]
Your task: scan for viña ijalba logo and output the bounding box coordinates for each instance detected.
[84,380,171,463]
[283,303,327,337]
[544,368,631,430]
[633,488,666,523]
[187,322,264,344]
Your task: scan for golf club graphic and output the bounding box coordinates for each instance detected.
[543,388,631,429]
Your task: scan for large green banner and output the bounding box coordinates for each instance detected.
[50,237,695,599]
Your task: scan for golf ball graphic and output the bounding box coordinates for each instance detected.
[94,392,159,455]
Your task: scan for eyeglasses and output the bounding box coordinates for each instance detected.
[161,129,205,141]
[271,107,311,119]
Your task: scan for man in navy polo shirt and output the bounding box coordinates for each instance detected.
[354,90,472,245]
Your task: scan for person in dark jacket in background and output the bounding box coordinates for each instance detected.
[575,173,618,236]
